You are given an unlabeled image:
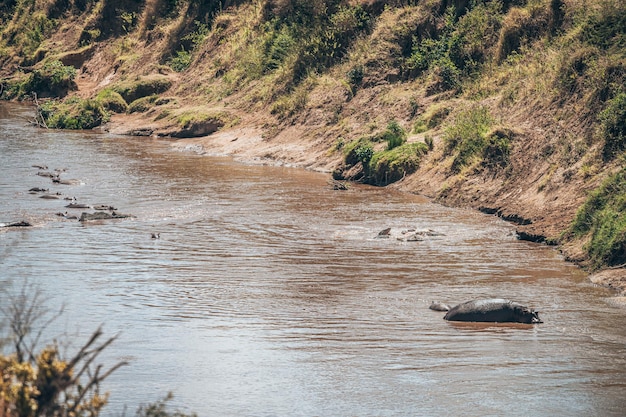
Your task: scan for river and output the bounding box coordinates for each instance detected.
[1,102,625,416]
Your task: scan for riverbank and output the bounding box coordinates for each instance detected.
[1,0,625,295]
[94,109,626,298]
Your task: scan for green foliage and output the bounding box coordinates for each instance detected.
[378,120,407,150]
[95,89,128,113]
[444,105,494,172]
[39,97,109,129]
[128,95,158,113]
[407,7,459,78]
[262,26,296,73]
[482,128,513,170]
[120,11,138,34]
[168,21,209,72]
[6,60,77,98]
[291,4,370,83]
[344,137,374,165]
[168,48,193,72]
[581,0,626,51]
[406,2,503,91]
[368,142,429,185]
[600,92,626,160]
[347,65,364,88]
[0,282,126,417]
[6,11,57,59]
[568,168,626,268]
[112,76,172,103]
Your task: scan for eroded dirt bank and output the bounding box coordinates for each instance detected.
[1,0,625,296]
[97,109,626,298]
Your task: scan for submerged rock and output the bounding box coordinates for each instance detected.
[0,220,32,227]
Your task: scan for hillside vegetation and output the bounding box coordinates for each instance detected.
[0,0,625,276]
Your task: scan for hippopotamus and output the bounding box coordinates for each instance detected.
[442,299,542,324]
[65,203,91,209]
[79,211,132,222]
[429,301,451,311]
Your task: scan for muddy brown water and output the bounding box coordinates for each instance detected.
[1,102,625,416]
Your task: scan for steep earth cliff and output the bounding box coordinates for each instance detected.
[1,0,625,292]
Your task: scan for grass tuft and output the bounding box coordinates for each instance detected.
[567,168,626,269]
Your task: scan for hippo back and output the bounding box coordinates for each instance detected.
[444,299,541,323]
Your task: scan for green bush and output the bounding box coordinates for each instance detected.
[600,92,626,160]
[568,168,626,269]
[368,142,429,185]
[95,88,128,113]
[8,60,77,98]
[290,3,370,83]
[263,27,295,72]
[167,21,209,72]
[581,1,626,50]
[444,105,493,172]
[168,48,192,72]
[128,95,158,113]
[39,97,109,129]
[344,137,374,165]
[482,128,513,170]
[112,75,172,103]
[379,120,407,150]
[347,65,364,88]
[405,4,494,91]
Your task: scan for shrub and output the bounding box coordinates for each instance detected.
[444,105,493,172]
[290,3,370,83]
[95,88,128,113]
[263,27,296,73]
[581,0,626,51]
[482,128,513,170]
[10,60,77,98]
[368,142,429,185]
[600,92,626,160]
[39,97,109,129]
[379,120,407,150]
[168,48,192,72]
[167,21,210,72]
[111,75,172,103]
[347,65,364,88]
[344,137,374,165]
[568,168,626,269]
[128,95,158,113]
[407,7,460,85]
